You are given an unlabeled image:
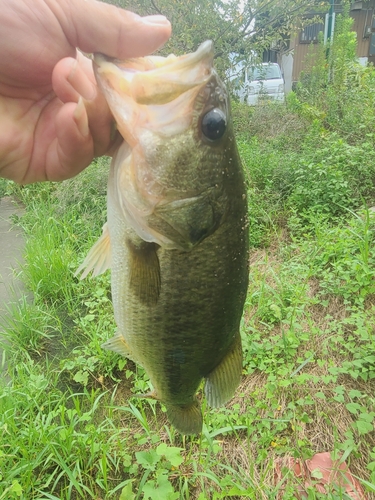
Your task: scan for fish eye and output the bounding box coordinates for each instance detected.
[201,108,227,141]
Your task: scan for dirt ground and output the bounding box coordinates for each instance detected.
[0,196,26,378]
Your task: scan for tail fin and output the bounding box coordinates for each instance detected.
[166,399,203,435]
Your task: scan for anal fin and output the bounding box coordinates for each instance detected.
[75,223,111,279]
[127,240,161,306]
[204,332,242,408]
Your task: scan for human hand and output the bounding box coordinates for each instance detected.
[0,0,171,183]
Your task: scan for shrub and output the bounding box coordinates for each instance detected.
[294,3,375,145]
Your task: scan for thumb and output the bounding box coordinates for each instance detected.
[59,0,171,58]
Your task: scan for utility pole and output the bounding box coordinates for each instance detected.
[324,0,335,80]
[324,0,335,45]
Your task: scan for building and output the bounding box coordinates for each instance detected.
[274,1,375,93]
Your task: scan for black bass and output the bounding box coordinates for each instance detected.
[78,41,249,434]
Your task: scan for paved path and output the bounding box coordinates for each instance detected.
[0,196,26,378]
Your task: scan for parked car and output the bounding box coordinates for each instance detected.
[235,62,285,105]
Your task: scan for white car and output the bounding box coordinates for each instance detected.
[236,62,285,105]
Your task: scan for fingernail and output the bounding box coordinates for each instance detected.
[141,15,170,27]
[73,97,89,137]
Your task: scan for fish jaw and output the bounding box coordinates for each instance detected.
[93,41,214,145]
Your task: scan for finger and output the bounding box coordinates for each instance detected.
[46,99,94,181]
[52,55,114,157]
[52,56,96,103]
[59,0,171,58]
[84,96,115,157]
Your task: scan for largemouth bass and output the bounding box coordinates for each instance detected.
[78,41,249,434]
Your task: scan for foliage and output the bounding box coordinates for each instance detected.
[233,5,375,233]
[103,0,329,77]
[294,3,375,144]
[3,9,375,498]
[0,178,9,198]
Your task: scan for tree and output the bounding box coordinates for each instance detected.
[104,0,329,77]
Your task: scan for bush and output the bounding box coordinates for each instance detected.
[294,3,375,145]
[288,136,375,218]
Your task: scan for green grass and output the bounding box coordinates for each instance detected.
[2,115,375,499]
[3,49,375,497]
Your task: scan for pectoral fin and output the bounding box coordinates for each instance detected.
[75,223,111,279]
[132,390,159,400]
[127,240,161,306]
[101,331,133,359]
[204,332,242,408]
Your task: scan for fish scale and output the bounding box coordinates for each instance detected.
[77,41,249,434]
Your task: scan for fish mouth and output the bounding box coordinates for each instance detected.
[93,41,216,145]
[94,40,214,106]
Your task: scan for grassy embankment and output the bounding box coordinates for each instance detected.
[2,11,375,500]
